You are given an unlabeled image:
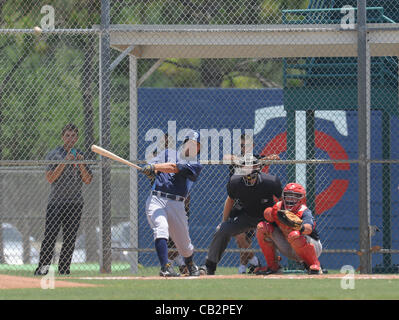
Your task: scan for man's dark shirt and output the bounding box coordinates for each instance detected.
[46,146,92,204]
[227,172,282,220]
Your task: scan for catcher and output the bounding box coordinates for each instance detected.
[255,182,323,275]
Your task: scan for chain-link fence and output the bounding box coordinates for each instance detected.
[0,0,399,276]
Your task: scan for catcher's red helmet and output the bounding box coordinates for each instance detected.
[283,183,306,212]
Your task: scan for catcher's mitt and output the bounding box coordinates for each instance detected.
[277,210,303,230]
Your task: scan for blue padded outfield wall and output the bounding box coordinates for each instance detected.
[137,88,399,270]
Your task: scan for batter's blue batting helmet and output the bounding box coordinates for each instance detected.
[184,130,200,145]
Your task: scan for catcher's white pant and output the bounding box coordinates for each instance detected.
[145,194,194,258]
[270,227,322,261]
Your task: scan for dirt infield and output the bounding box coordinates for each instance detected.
[0,274,99,289]
[70,273,399,281]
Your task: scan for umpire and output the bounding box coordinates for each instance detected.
[201,155,282,275]
[225,133,279,273]
[34,123,93,276]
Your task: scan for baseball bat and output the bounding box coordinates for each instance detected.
[91,145,142,170]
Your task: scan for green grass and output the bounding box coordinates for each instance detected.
[2,276,399,300]
[0,263,133,277]
[0,263,244,277]
[2,263,399,300]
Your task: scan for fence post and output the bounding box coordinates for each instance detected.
[129,55,139,273]
[99,0,112,273]
[306,110,316,214]
[382,110,392,271]
[357,0,372,274]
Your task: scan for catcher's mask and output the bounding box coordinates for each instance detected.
[236,154,261,186]
[283,183,306,211]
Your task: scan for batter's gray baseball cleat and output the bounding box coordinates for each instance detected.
[186,262,201,276]
[178,264,189,275]
[159,263,181,277]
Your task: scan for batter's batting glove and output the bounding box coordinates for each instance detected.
[142,164,155,175]
[141,164,156,180]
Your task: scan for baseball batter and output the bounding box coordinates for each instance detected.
[142,130,202,277]
[255,183,323,275]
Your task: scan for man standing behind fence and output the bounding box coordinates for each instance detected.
[34,123,93,276]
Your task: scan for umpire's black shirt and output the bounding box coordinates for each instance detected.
[227,172,282,220]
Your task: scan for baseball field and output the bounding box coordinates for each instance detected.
[2,268,399,301]
[3,0,399,308]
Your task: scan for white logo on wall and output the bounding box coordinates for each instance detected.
[254,106,348,189]
[145,121,254,163]
[40,5,55,31]
[340,265,355,290]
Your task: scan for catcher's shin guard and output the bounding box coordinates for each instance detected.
[287,231,320,271]
[256,222,280,270]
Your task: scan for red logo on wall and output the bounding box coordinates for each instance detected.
[261,131,350,215]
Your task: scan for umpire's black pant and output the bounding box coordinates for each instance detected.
[206,213,262,271]
[38,202,83,273]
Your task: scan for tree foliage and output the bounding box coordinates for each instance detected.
[0,0,309,160]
